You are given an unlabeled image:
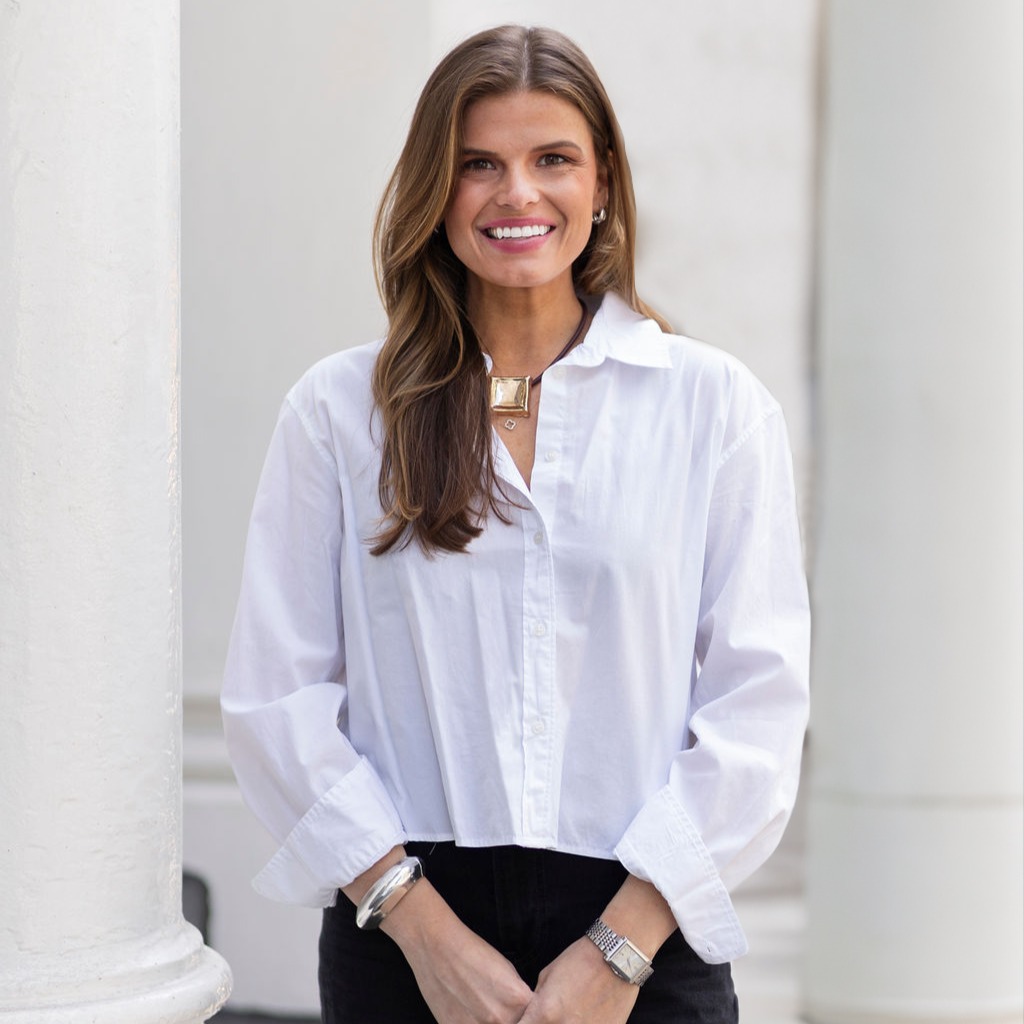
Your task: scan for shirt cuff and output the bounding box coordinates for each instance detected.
[252,757,408,907]
[614,786,748,964]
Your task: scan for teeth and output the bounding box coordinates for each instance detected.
[485,225,552,239]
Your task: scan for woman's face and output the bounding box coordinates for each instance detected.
[444,90,608,304]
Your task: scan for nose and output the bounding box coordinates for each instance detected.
[498,165,539,209]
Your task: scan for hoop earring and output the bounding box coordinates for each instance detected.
[592,208,607,225]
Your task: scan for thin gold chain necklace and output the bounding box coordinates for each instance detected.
[488,299,588,431]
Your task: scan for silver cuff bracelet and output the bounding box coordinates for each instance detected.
[354,856,424,929]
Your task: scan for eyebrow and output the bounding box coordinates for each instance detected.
[461,140,586,157]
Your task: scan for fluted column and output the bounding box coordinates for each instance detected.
[0,2,231,1021]
[804,2,1023,1022]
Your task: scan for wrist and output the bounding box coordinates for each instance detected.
[341,845,409,907]
[600,874,678,956]
[378,877,451,948]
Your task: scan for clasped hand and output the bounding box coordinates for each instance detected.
[517,937,641,1023]
[385,886,638,1024]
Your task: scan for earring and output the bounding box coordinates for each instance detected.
[592,208,607,225]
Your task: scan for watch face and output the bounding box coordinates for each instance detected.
[609,940,649,981]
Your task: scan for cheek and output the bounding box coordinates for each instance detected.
[443,205,481,268]
[445,186,489,244]
[444,201,466,232]
[444,182,470,222]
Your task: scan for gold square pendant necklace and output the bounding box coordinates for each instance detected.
[488,299,588,431]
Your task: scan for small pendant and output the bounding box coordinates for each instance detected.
[503,418,517,431]
[489,375,531,417]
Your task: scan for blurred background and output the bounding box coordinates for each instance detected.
[178,1,1022,1021]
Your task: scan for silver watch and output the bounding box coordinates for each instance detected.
[586,918,654,985]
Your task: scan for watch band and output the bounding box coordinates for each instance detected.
[586,918,654,986]
[587,919,624,957]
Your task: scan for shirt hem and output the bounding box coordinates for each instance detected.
[402,831,623,863]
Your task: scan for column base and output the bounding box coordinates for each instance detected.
[0,923,231,1024]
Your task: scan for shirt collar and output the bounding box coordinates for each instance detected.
[478,292,674,374]
[564,292,673,371]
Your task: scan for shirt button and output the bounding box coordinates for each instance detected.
[532,530,544,545]
[544,451,558,462]
[533,622,547,637]
[531,718,546,735]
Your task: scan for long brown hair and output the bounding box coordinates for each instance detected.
[371,25,666,555]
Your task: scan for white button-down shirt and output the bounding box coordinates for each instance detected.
[222,293,810,965]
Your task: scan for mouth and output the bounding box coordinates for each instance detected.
[482,224,553,240]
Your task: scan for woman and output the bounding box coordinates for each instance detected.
[222,24,809,1024]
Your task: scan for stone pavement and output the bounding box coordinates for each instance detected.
[212,1012,316,1023]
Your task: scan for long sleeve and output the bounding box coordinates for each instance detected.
[614,402,811,963]
[221,394,406,907]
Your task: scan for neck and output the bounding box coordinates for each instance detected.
[470,281,586,375]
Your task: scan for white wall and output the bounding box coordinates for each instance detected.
[804,2,1023,1020]
[181,1,819,1012]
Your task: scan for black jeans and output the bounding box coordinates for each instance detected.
[319,842,737,1023]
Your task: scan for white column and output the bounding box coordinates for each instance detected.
[0,3,231,1022]
[804,2,1023,1022]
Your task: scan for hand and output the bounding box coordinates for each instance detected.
[383,879,533,1023]
[518,937,639,1024]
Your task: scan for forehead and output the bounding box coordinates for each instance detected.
[461,90,594,150]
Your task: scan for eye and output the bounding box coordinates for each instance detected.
[538,153,570,167]
[462,157,495,172]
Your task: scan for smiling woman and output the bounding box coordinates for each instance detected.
[221,24,810,1024]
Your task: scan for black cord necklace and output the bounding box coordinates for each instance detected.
[488,299,589,431]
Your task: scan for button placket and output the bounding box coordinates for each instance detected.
[520,507,556,838]
[518,366,567,841]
